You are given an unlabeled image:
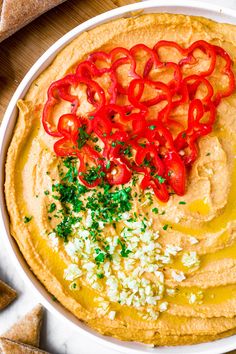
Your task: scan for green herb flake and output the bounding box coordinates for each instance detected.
[154,175,166,184]
[95,252,105,264]
[149,125,156,130]
[97,273,104,279]
[106,160,111,169]
[152,207,159,214]
[179,201,186,205]
[48,203,57,213]
[44,190,50,195]
[163,224,169,231]
[117,239,131,258]
[23,216,32,224]
[77,125,89,149]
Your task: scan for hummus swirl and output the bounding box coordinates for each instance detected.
[5,13,236,346]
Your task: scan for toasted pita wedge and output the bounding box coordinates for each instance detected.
[0,279,17,310]
[2,304,43,347]
[0,0,65,42]
[0,338,50,353]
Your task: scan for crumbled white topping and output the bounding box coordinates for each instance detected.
[171,270,186,282]
[48,232,59,251]
[159,301,168,312]
[64,264,83,281]
[165,244,182,256]
[108,311,116,320]
[189,236,199,245]
[85,210,93,227]
[61,204,186,318]
[97,301,110,315]
[166,288,176,296]
[188,293,197,304]
[182,251,200,268]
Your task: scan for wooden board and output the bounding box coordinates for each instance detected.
[0,0,136,120]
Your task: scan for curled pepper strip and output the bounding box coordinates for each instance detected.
[212,45,236,106]
[42,39,235,202]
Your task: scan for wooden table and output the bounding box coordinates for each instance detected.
[0,0,136,121]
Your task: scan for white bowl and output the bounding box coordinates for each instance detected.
[1,1,236,353]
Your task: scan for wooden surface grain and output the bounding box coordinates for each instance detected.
[0,0,136,120]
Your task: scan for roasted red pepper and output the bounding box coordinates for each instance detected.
[42,39,235,202]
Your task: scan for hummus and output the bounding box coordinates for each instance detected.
[5,13,236,346]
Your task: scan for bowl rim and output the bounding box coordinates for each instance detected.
[1,1,236,353]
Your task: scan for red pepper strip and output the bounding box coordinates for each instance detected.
[141,172,170,202]
[104,131,130,160]
[184,75,214,103]
[145,122,175,152]
[182,40,217,76]
[106,159,132,185]
[59,75,106,113]
[130,44,159,77]
[76,61,101,79]
[212,45,235,106]
[54,138,78,157]
[164,151,186,195]
[174,99,214,164]
[88,51,111,73]
[171,81,189,108]
[51,75,80,107]
[76,60,118,105]
[42,76,78,137]
[57,114,80,140]
[110,47,139,94]
[92,104,126,139]
[154,40,217,77]
[135,145,165,176]
[128,79,172,122]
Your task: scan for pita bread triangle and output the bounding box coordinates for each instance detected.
[0,337,50,353]
[0,279,17,310]
[2,304,43,347]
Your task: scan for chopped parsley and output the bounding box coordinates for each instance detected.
[54,215,80,242]
[117,239,131,258]
[149,125,156,130]
[80,166,105,185]
[97,273,104,279]
[77,125,89,149]
[179,201,186,205]
[152,207,159,214]
[154,174,166,184]
[106,160,111,169]
[163,224,169,231]
[23,216,32,223]
[48,203,56,213]
[44,190,50,195]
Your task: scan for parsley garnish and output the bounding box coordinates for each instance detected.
[163,224,169,230]
[152,207,159,214]
[77,125,89,149]
[81,166,105,185]
[179,201,186,205]
[149,125,156,130]
[97,273,104,279]
[117,239,131,258]
[48,203,56,213]
[154,174,166,184]
[23,216,32,223]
